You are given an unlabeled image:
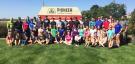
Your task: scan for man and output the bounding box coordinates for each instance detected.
[95,17,103,29]
[63,18,68,29]
[14,17,23,33]
[7,18,14,37]
[56,18,62,28]
[73,17,80,28]
[29,19,35,31]
[102,18,110,30]
[50,18,56,28]
[89,18,95,28]
[43,16,50,28]
[120,16,128,41]
[51,26,57,44]
[83,19,89,28]
[115,21,122,47]
[68,18,74,29]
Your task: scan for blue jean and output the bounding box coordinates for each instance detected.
[21,40,27,45]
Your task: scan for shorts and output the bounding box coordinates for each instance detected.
[38,36,44,40]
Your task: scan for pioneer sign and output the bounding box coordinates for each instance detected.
[38,6,82,20]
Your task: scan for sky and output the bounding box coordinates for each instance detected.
[0,0,134,18]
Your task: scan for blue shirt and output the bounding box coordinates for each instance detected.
[58,29,65,37]
[95,20,103,28]
[29,22,34,30]
[115,23,122,34]
[89,21,95,28]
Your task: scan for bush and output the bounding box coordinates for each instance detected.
[0,21,8,38]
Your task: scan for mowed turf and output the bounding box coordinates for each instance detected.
[0,39,135,64]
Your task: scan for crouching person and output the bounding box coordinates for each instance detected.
[55,32,63,44]
[74,34,81,47]
[6,32,14,46]
[20,34,28,46]
[64,32,72,45]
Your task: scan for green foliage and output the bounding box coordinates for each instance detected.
[0,22,8,38]
[128,9,135,35]
[82,3,126,20]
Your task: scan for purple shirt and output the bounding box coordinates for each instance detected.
[71,28,78,37]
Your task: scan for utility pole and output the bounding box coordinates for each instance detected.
[42,0,44,7]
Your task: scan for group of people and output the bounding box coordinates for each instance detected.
[6,16,128,48]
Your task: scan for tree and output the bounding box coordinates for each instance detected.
[82,2,126,20]
[104,3,126,19]
[128,9,135,35]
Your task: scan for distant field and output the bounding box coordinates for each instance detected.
[0,39,135,64]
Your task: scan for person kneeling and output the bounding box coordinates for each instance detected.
[64,32,72,45]
[6,33,14,46]
[75,34,81,47]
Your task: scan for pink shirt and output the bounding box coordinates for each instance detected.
[84,30,90,37]
[65,35,72,42]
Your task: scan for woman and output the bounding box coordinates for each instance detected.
[99,28,107,47]
[37,27,45,44]
[6,32,14,46]
[71,25,78,44]
[78,25,84,44]
[96,26,102,46]
[84,26,90,38]
[74,34,81,47]
[90,26,97,46]
[84,35,91,47]
[107,26,115,48]
[64,32,72,45]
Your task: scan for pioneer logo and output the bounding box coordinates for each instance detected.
[48,8,56,14]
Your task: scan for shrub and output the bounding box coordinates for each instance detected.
[0,21,8,38]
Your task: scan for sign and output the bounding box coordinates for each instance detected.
[38,6,82,20]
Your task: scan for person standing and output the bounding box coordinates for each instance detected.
[107,27,115,48]
[50,18,56,28]
[73,17,80,28]
[51,26,57,44]
[83,19,89,28]
[43,16,50,29]
[89,18,95,28]
[102,18,110,30]
[95,17,103,29]
[115,21,122,47]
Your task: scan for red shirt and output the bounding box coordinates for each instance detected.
[103,21,110,30]
[23,22,29,31]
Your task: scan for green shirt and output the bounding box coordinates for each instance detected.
[51,28,57,37]
[7,21,13,29]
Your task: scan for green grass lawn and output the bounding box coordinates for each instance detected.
[0,39,135,64]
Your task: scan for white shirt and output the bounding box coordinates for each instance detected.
[90,29,96,37]
[75,35,81,41]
